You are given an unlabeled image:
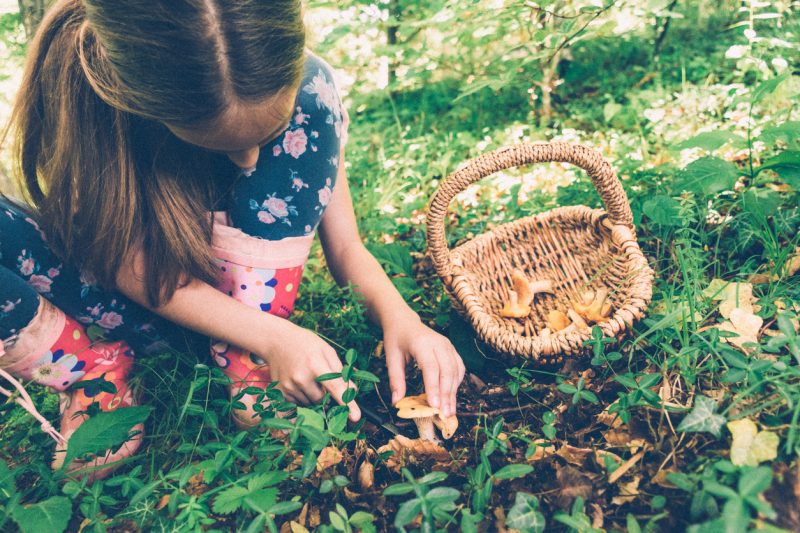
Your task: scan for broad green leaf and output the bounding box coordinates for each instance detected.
[11,496,72,533]
[394,498,423,527]
[506,492,546,533]
[0,461,16,496]
[296,407,326,432]
[494,463,534,480]
[268,500,302,516]
[738,466,773,497]
[212,486,250,514]
[329,510,347,530]
[757,150,800,188]
[752,73,790,104]
[759,121,800,150]
[366,243,414,277]
[642,195,682,226]
[425,487,460,506]
[741,189,781,221]
[674,131,746,151]
[383,483,414,496]
[678,157,741,195]
[349,511,375,527]
[677,396,726,437]
[728,419,779,467]
[63,406,151,467]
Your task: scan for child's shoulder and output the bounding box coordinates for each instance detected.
[296,51,348,141]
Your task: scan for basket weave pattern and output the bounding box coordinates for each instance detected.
[426,142,654,364]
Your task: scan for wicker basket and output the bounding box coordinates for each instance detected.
[426,142,654,364]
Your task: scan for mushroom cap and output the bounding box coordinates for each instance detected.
[500,290,531,318]
[396,394,439,419]
[433,414,458,439]
[547,310,571,331]
[573,288,612,323]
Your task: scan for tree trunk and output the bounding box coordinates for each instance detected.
[17,0,48,39]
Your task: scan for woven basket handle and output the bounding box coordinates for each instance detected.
[426,142,633,277]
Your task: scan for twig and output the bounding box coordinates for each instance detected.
[608,448,646,484]
[459,403,538,418]
[547,1,617,62]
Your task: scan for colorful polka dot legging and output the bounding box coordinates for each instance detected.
[0,54,346,384]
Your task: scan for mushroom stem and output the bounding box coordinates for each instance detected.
[413,417,440,443]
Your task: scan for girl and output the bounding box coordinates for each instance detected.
[0,0,465,478]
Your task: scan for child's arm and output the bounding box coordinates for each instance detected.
[318,155,465,418]
[114,254,362,421]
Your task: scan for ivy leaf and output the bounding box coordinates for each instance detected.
[677,396,726,437]
[728,419,779,467]
[677,157,741,195]
[296,407,326,432]
[11,496,72,533]
[63,406,151,468]
[506,492,546,533]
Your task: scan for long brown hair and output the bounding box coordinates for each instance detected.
[7,0,305,306]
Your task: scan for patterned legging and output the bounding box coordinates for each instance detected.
[0,52,345,358]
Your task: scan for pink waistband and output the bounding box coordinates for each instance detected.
[211,212,314,269]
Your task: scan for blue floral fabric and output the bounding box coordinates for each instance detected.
[225,53,345,239]
[0,53,345,357]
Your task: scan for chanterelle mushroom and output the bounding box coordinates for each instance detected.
[396,394,440,442]
[499,290,531,318]
[573,288,612,323]
[500,271,556,318]
[547,310,571,332]
[395,394,458,442]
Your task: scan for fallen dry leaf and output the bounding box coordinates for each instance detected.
[749,247,800,283]
[555,465,593,509]
[378,435,450,472]
[556,444,593,467]
[718,307,763,351]
[527,439,556,462]
[604,428,647,451]
[595,449,623,469]
[704,280,756,318]
[316,446,343,473]
[358,460,374,490]
[611,476,641,506]
[597,404,623,428]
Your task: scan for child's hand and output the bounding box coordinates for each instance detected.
[261,321,361,422]
[383,314,466,418]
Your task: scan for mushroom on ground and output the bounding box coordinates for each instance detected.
[395,394,440,442]
[573,288,612,323]
[395,394,458,442]
[433,412,459,439]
